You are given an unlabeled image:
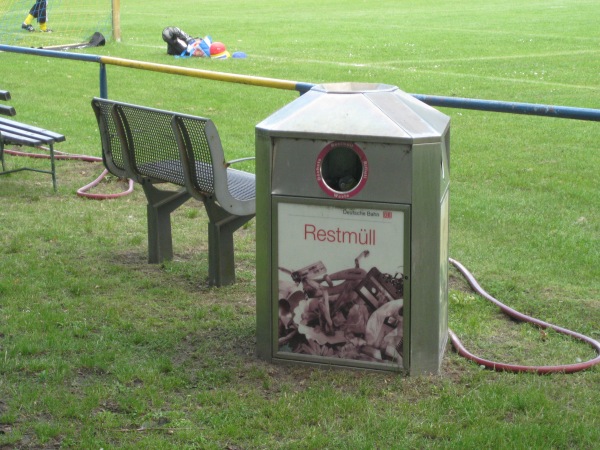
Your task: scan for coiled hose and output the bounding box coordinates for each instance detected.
[449,258,600,374]
[76,168,134,199]
[6,147,600,373]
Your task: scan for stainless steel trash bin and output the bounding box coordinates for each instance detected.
[256,83,450,375]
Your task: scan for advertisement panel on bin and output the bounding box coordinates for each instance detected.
[277,202,405,366]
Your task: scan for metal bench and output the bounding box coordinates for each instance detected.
[0,89,65,191]
[91,98,256,286]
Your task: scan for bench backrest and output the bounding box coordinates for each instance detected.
[174,114,255,216]
[91,98,128,179]
[173,115,220,195]
[92,98,219,194]
[116,103,200,188]
[93,99,196,186]
[91,98,255,216]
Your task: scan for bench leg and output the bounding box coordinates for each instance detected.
[204,201,255,287]
[49,143,57,192]
[0,141,57,191]
[142,182,191,264]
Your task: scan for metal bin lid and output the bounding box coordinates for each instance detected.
[256,82,450,144]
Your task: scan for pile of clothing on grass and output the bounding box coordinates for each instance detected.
[162,26,245,59]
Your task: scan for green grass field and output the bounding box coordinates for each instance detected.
[1,0,599,448]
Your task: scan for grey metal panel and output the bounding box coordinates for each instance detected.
[255,130,274,360]
[408,142,447,375]
[364,90,450,141]
[271,138,413,203]
[440,133,450,197]
[438,191,450,357]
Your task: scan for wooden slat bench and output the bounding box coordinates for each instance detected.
[91,97,256,286]
[0,89,65,191]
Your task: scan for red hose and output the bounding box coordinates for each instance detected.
[449,257,600,374]
[3,147,102,162]
[6,148,599,372]
[76,168,134,200]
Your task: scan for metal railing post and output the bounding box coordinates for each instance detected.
[99,63,108,99]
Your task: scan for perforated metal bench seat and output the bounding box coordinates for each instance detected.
[91,97,256,286]
[225,168,255,201]
[136,160,187,186]
[139,160,255,202]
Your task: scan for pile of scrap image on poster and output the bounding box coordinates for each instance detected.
[277,202,405,367]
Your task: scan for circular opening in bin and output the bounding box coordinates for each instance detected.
[316,142,368,199]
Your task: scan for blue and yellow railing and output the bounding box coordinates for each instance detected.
[1,44,599,121]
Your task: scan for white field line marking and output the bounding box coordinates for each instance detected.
[130,43,600,65]
[408,69,600,92]
[374,49,600,65]
[125,43,600,92]
[386,25,600,42]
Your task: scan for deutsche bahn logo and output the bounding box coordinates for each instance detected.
[383,211,392,219]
